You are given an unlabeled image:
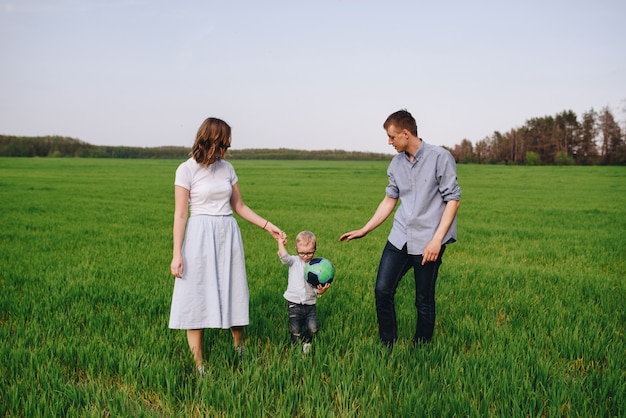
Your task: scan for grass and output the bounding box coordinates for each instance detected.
[0,158,624,417]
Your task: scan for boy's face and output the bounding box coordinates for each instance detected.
[296,241,316,263]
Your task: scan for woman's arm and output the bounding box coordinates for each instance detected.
[170,185,189,278]
[230,183,283,240]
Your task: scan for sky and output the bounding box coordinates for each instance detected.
[1,0,625,154]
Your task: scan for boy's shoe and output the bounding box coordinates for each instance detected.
[302,342,312,354]
[197,365,206,376]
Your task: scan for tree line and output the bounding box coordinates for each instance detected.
[0,135,193,159]
[0,136,393,161]
[450,106,625,165]
[2,105,625,164]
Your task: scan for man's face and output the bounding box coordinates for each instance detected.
[386,125,408,153]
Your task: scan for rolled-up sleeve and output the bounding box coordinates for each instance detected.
[437,152,461,202]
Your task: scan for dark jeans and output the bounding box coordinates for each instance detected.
[375,241,446,346]
[287,302,318,343]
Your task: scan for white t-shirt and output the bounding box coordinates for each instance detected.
[279,253,318,305]
[174,158,238,216]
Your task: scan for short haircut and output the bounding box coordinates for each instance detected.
[296,231,316,248]
[383,109,418,137]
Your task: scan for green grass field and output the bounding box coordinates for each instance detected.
[1,158,624,417]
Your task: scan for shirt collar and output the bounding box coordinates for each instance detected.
[404,139,425,163]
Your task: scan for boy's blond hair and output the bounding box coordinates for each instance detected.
[295,231,316,247]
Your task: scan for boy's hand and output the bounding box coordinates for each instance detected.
[317,283,330,295]
[276,232,288,257]
[276,231,287,243]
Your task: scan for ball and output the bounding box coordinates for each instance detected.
[304,257,335,287]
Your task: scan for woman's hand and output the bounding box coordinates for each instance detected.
[171,255,184,278]
[265,221,285,241]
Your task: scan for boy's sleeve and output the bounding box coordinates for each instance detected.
[279,252,293,266]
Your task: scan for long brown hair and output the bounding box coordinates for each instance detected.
[191,117,231,166]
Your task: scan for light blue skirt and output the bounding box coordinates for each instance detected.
[169,215,249,329]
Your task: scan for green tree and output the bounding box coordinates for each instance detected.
[522,116,555,163]
[577,109,599,164]
[554,110,579,158]
[555,151,575,165]
[525,151,542,165]
[598,107,623,164]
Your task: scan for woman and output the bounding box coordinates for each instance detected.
[169,117,283,374]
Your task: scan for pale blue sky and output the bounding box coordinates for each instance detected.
[1,0,624,154]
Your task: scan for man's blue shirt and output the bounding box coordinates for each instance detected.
[385,140,461,255]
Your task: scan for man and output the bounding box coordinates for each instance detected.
[339,109,461,348]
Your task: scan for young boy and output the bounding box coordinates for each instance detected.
[277,231,330,354]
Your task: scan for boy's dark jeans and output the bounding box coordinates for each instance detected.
[375,241,445,347]
[287,302,318,343]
